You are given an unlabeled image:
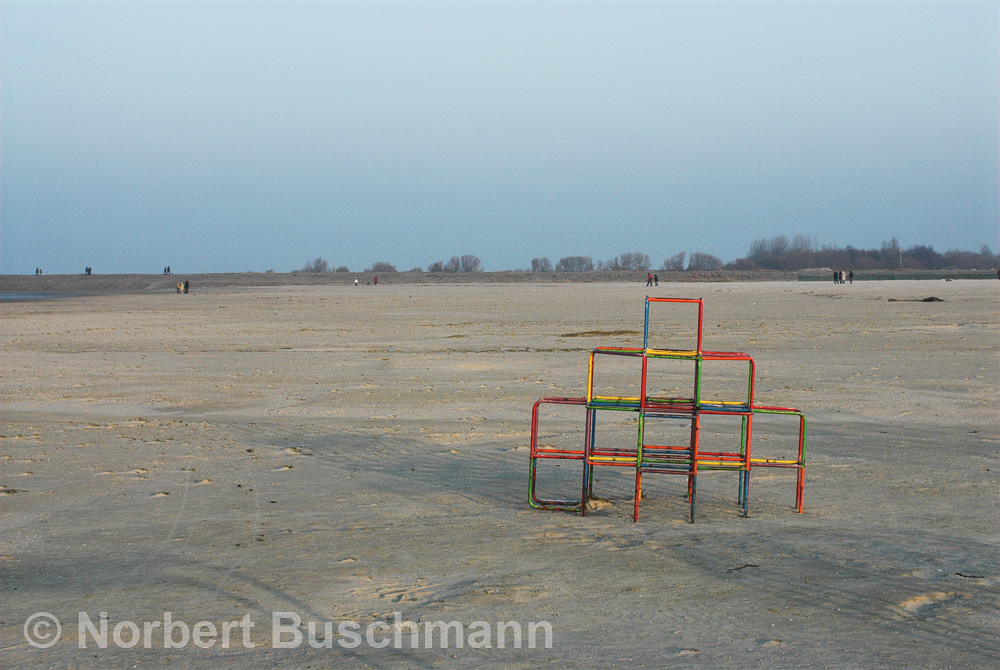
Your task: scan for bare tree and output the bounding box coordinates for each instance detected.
[428,260,445,272]
[444,256,461,272]
[459,254,482,272]
[906,245,940,269]
[661,251,685,271]
[686,252,723,271]
[770,235,789,256]
[301,257,329,273]
[555,256,595,272]
[335,266,350,273]
[748,238,768,259]
[604,251,650,271]
[791,234,814,253]
[531,257,552,272]
[880,237,901,267]
[881,237,900,253]
[366,261,397,272]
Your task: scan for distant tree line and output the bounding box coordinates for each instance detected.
[300,238,997,275]
[533,238,996,273]
[427,255,482,272]
[737,235,998,271]
[298,254,482,274]
[298,258,350,273]
[531,250,723,272]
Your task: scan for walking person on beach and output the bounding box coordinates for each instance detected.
[646,273,653,287]
[354,278,359,287]
[653,274,659,287]
[848,270,854,284]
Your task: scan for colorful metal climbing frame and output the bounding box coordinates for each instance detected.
[527,296,807,522]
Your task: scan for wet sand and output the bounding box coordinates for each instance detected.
[2,280,997,668]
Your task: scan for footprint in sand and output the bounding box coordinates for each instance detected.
[663,647,700,656]
[196,478,212,485]
[151,492,170,497]
[374,582,444,604]
[895,592,958,618]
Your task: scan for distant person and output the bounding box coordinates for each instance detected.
[176,282,182,294]
[354,278,359,287]
[646,273,653,287]
[183,279,189,294]
[848,270,854,284]
[832,270,838,284]
[653,274,659,287]
[374,276,379,286]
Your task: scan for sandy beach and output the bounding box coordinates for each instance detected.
[2,279,997,668]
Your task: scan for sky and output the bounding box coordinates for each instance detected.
[2,1,998,275]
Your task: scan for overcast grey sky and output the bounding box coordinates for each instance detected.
[2,1,997,274]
